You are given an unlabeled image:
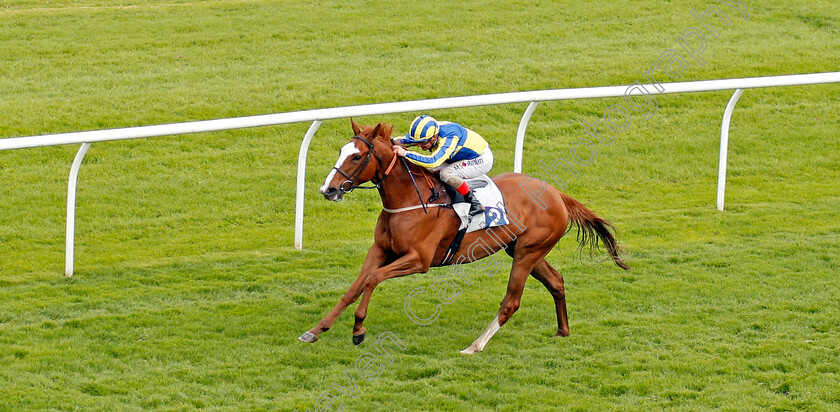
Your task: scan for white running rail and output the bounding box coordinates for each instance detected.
[1,72,838,276]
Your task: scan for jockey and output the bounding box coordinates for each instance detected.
[392,115,494,216]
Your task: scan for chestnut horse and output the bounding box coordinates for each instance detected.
[299,120,628,354]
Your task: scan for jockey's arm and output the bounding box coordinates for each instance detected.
[391,137,414,147]
[404,136,458,168]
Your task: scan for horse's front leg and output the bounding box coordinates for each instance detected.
[298,244,387,343]
[352,248,429,345]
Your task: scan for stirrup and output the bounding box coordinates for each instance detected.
[463,188,484,216]
[468,201,485,216]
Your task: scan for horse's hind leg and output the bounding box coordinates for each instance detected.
[505,246,569,336]
[461,249,545,354]
[530,259,570,337]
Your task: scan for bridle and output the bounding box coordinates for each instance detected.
[332,134,442,214]
[334,135,389,193]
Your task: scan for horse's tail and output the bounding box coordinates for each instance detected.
[559,192,629,271]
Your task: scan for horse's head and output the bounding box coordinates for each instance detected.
[320,120,394,201]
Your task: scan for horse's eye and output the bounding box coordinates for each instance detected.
[353,155,362,161]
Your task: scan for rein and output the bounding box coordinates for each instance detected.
[402,157,428,214]
[411,166,441,202]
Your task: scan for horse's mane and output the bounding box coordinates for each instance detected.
[362,123,394,142]
[361,121,443,190]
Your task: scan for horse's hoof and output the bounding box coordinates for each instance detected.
[298,332,319,343]
[553,330,570,338]
[352,331,366,346]
[460,346,479,355]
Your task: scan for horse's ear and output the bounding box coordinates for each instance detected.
[351,118,362,136]
[370,122,382,139]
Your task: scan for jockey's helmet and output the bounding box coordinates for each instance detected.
[404,115,439,144]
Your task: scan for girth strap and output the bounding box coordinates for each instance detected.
[440,226,468,266]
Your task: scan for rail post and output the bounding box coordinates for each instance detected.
[66,142,92,277]
[717,89,744,211]
[514,102,539,173]
[295,120,323,250]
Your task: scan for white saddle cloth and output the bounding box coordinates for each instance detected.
[451,175,509,233]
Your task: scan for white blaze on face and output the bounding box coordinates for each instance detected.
[320,142,360,193]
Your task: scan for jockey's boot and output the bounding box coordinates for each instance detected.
[463,188,485,216]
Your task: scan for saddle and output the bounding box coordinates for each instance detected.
[438,175,509,266]
[441,175,509,232]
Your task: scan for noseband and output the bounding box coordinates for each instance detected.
[334,135,387,193]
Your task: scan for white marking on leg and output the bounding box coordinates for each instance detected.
[460,314,501,354]
[320,142,360,193]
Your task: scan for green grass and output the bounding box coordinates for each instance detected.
[1,0,839,410]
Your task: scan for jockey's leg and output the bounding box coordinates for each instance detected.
[440,148,494,216]
[440,166,484,216]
